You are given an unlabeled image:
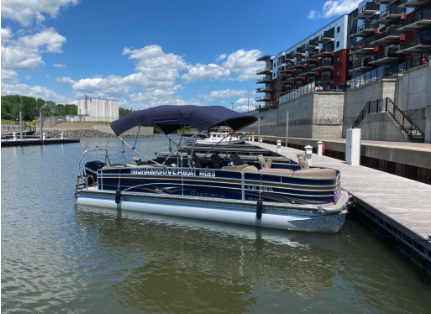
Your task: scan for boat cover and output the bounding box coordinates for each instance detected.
[110,105,257,135]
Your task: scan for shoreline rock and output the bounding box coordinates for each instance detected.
[34,129,156,138]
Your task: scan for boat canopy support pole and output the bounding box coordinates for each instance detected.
[132,125,141,150]
[162,130,199,168]
[119,136,163,166]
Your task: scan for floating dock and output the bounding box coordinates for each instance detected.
[260,142,431,274]
[1,138,80,147]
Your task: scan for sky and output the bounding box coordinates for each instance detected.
[1,0,362,111]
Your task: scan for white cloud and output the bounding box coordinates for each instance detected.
[235,97,257,111]
[1,28,12,44]
[1,83,71,103]
[1,69,19,83]
[200,89,247,101]
[2,28,66,72]
[215,53,227,62]
[222,49,262,81]
[182,63,230,82]
[1,0,79,26]
[308,0,361,19]
[53,63,66,68]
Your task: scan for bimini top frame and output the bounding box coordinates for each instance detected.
[111,105,257,167]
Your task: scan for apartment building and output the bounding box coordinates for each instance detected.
[349,0,431,82]
[256,0,431,108]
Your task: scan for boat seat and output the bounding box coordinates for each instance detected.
[125,164,156,168]
[231,153,245,166]
[221,164,248,171]
[257,155,272,169]
[259,168,293,176]
[192,152,202,168]
[297,153,310,170]
[242,166,258,172]
[211,154,223,168]
[293,169,337,179]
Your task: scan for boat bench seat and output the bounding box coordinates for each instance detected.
[259,168,294,176]
[293,169,337,179]
[221,165,258,172]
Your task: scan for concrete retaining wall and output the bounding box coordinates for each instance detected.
[360,112,408,142]
[245,92,344,139]
[342,79,397,138]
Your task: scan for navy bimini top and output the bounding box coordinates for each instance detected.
[110,105,257,136]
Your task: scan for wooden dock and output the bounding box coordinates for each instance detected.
[1,138,80,147]
[261,142,431,273]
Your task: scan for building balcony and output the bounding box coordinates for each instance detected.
[398,6,431,31]
[305,40,319,51]
[350,39,376,54]
[350,22,378,38]
[369,46,400,64]
[399,0,429,9]
[372,3,405,26]
[256,67,272,75]
[315,57,334,71]
[315,42,335,57]
[282,54,295,62]
[255,86,272,93]
[256,75,272,84]
[375,0,397,4]
[356,2,380,20]
[370,25,403,45]
[255,94,272,102]
[349,58,374,72]
[396,31,431,53]
[256,55,272,62]
[317,29,335,44]
[316,72,333,85]
[294,46,306,57]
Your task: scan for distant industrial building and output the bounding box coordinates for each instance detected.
[68,95,119,122]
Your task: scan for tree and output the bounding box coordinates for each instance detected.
[119,107,132,118]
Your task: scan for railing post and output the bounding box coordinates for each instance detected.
[385,97,388,112]
[368,101,371,114]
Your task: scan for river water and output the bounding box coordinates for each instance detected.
[2,138,431,313]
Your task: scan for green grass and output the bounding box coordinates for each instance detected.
[2,119,35,127]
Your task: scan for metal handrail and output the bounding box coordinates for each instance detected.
[352,98,425,141]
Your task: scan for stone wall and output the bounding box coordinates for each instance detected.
[244,92,344,139]
[360,112,408,142]
[342,79,396,138]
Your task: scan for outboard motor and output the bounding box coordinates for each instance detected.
[84,160,105,185]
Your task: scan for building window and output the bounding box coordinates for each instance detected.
[337,57,340,62]
[337,26,340,33]
[336,41,340,48]
[336,71,339,76]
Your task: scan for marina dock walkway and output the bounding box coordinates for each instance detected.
[261,142,431,272]
[1,138,80,147]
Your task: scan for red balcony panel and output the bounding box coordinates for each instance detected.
[330,66,335,70]
[400,34,405,41]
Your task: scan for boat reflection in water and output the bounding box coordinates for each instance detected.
[75,205,344,313]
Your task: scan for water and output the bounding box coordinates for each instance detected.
[2,138,431,314]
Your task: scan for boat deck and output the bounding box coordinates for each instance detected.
[261,142,431,272]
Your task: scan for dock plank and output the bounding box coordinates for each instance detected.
[261,142,431,243]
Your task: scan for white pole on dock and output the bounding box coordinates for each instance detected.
[276,140,281,154]
[285,111,289,147]
[61,132,64,139]
[39,109,43,141]
[257,117,261,144]
[13,132,17,141]
[304,145,313,166]
[317,141,323,156]
[19,111,23,139]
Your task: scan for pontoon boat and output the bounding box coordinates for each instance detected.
[75,105,350,233]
